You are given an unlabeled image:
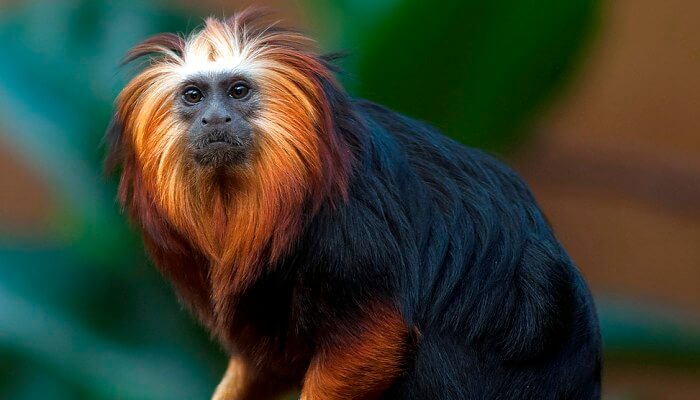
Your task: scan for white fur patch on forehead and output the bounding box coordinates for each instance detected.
[177,18,262,78]
[177,59,270,84]
[179,59,248,78]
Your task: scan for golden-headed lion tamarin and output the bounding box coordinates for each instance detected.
[106,9,601,400]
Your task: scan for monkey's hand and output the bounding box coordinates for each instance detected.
[211,357,289,400]
[300,303,409,400]
[211,358,247,400]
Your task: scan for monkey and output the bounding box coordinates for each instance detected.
[105,9,601,400]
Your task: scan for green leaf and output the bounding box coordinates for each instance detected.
[314,0,600,152]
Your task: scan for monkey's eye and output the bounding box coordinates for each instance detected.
[229,82,250,100]
[183,87,203,104]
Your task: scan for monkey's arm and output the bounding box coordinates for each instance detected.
[300,304,409,400]
[212,357,291,400]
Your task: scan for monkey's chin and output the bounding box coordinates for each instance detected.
[192,143,248,169]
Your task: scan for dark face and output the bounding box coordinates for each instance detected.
[175,72,258,168]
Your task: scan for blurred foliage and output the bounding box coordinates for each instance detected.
[0,0,698,399]
[0,1,224,399]
[313,0,600,151]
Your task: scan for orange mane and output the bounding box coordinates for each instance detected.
[107,10,353,318]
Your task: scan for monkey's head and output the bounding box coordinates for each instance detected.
[106,11,353,290]
[175,67,255,169]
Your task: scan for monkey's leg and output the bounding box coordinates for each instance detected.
[211,357,291,400]
[300,304,409,400]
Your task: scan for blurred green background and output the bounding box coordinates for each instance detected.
[1,0,699,399]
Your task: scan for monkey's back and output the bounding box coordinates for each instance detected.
[323,100,603,399]
[229,100,601,399]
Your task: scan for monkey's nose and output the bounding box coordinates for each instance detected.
[201,114,232,126]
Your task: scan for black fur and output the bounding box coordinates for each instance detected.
[229,94,601,399]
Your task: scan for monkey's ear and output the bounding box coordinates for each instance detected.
[122,33,185,65]
[103,115,125,177]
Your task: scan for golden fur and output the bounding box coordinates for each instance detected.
[111,11,351,323]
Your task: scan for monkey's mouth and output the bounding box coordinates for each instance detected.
[191,133,249,167]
